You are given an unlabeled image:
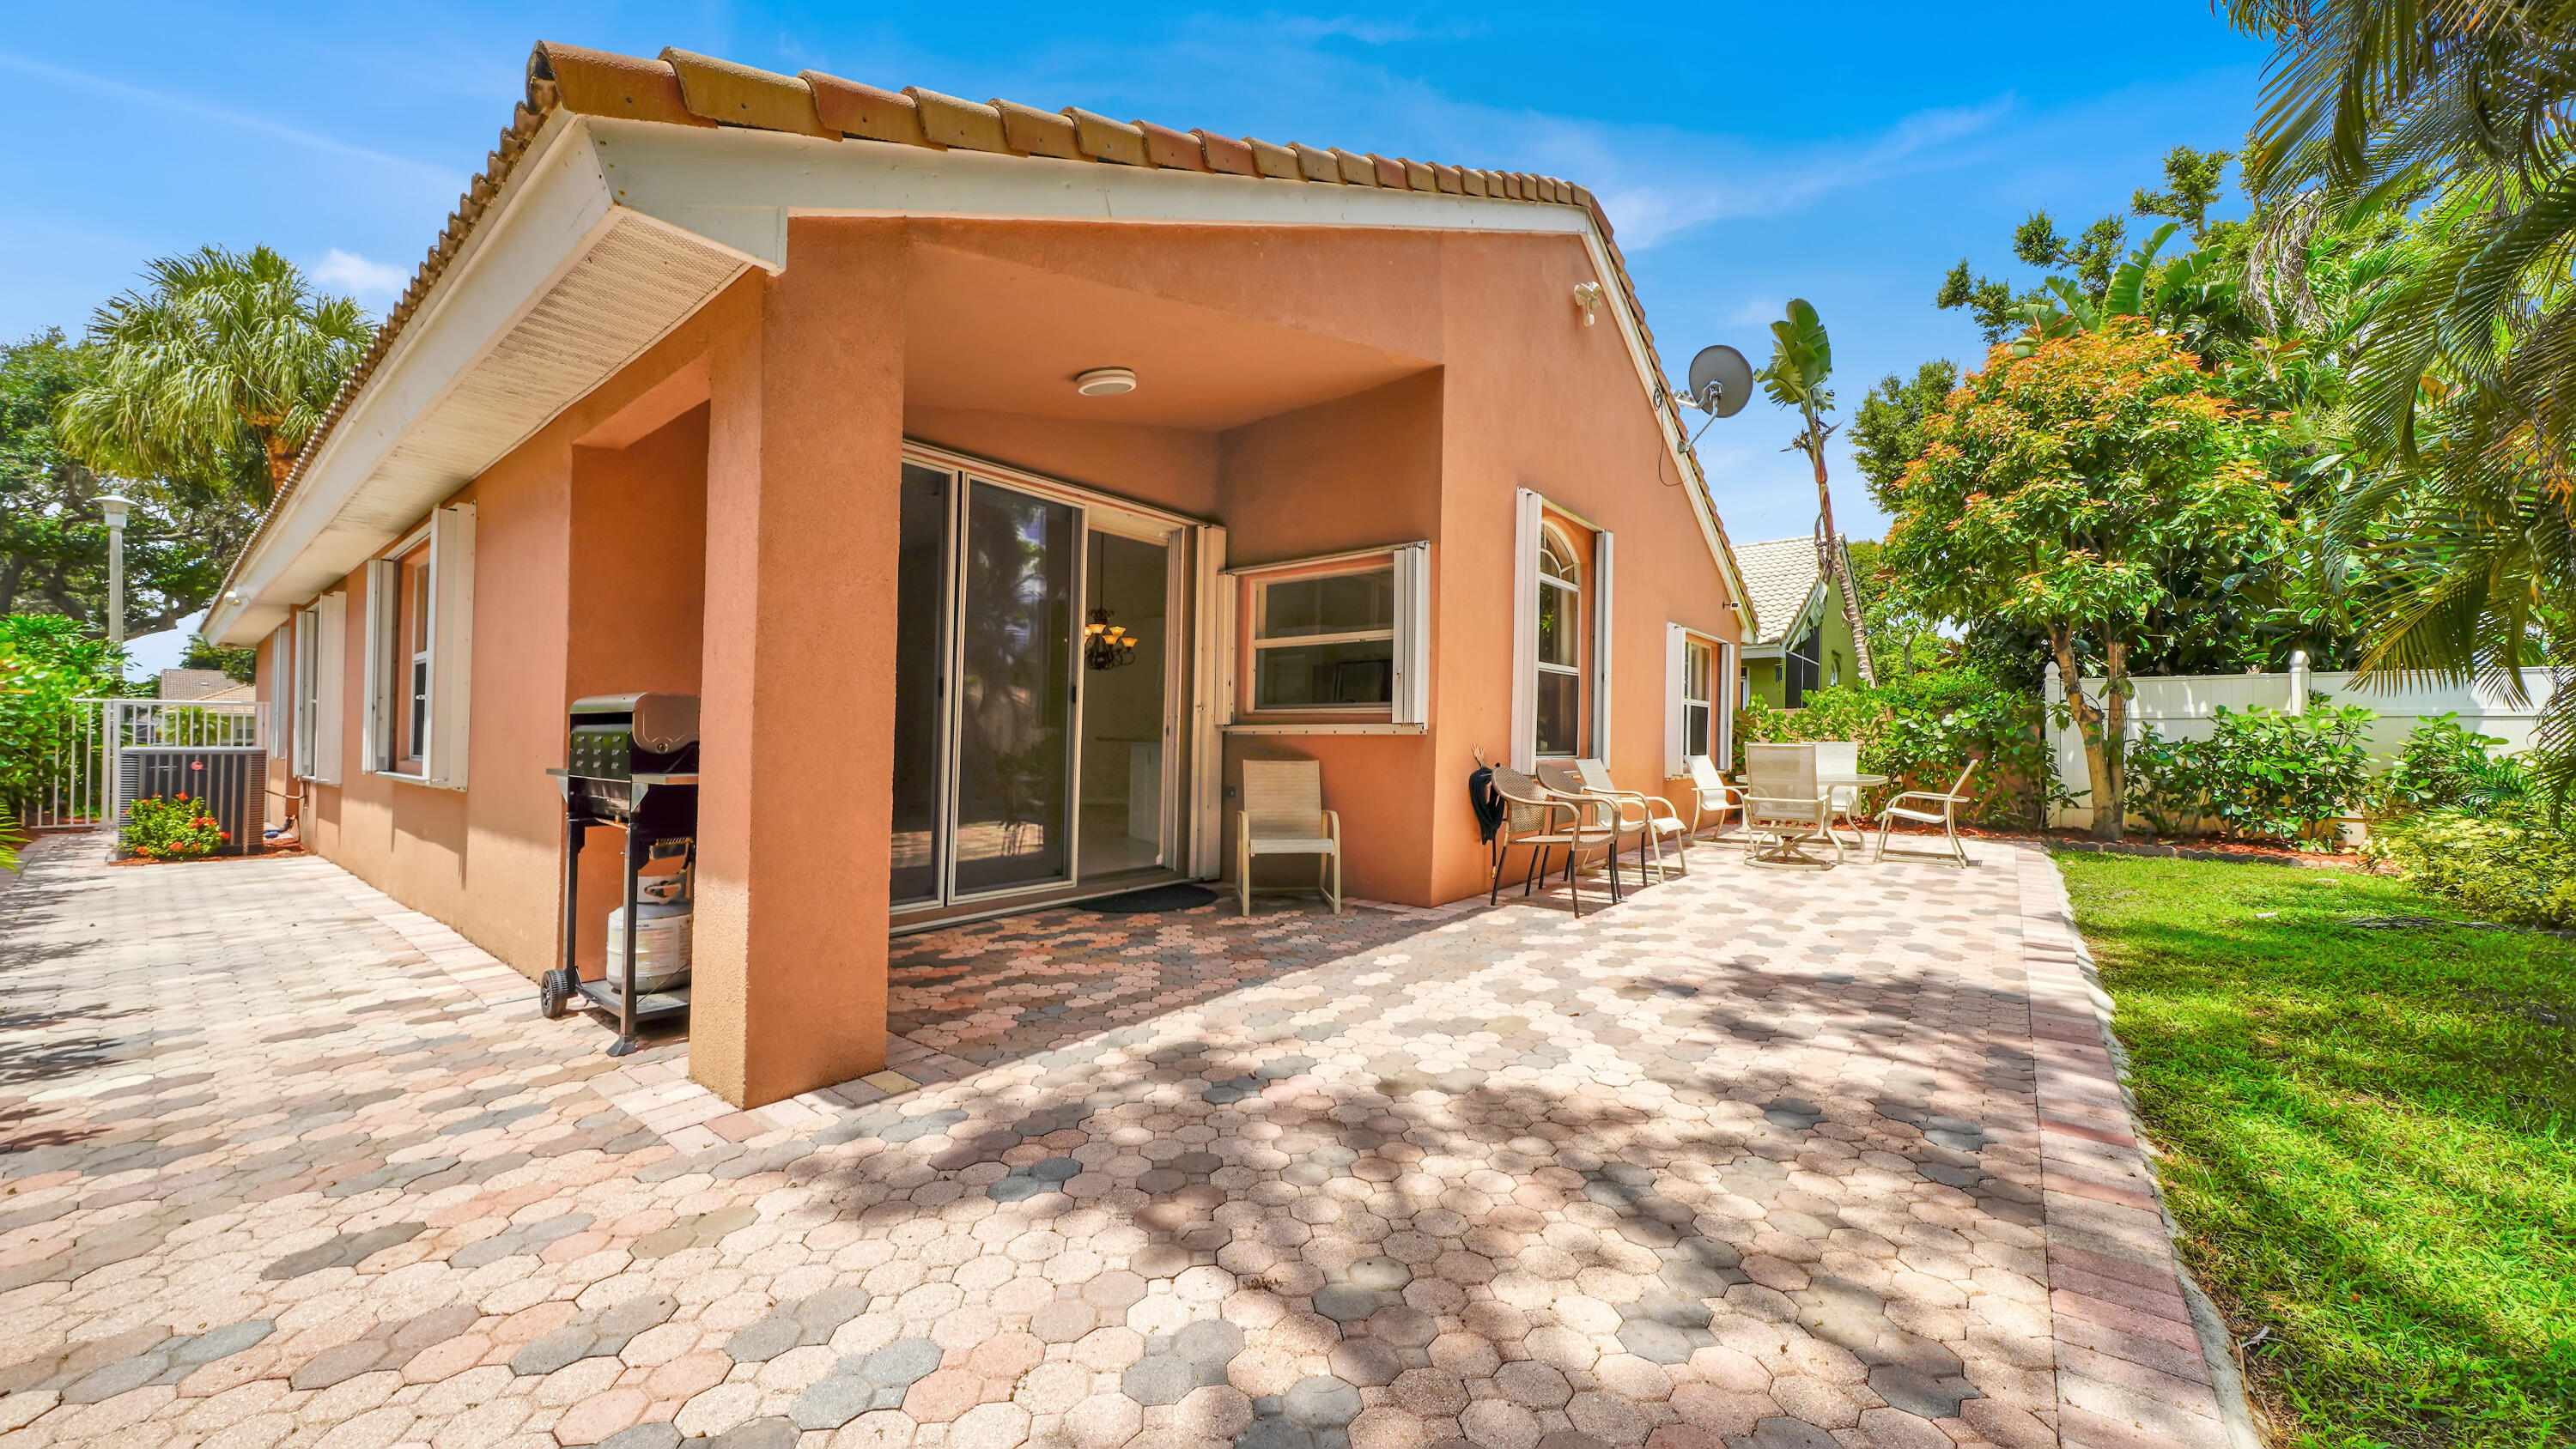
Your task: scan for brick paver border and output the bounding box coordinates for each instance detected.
[2014,851,2245,1449]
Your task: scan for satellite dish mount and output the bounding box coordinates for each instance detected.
[1676,344,1754,427]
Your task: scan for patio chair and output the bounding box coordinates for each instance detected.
[1571,758,1690,880]
[1236,759,1340,916]
[1813,740,1871,842]
[1875,760,1981,866]
[1683,755,1742,840]
[1536,760,1650,899]
[1486,766,1600,916]
[1741,743,1842,868]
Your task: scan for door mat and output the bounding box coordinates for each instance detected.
[1080,884,1221,913]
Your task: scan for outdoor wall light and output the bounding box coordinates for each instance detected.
[1573,282,1605,325]
[1074,367,1137,397]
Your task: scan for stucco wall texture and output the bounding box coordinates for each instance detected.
[258,217,1742,1106]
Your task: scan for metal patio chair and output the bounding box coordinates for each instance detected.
[1486,766,1600,916]
[1875,759,1981,866]
[1571,758,1690,880]
[1683,755,1743,841]
[1236,759,1340,915]
[1741,743,1842,868]
[1536,760,1650,899]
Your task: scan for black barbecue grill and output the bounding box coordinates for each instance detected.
[542,693,699,1054]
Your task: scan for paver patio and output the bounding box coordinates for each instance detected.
[0,834,2230,1449]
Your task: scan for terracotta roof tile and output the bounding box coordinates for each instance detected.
[906,87,1008,152]
[532,43,711,128]
[801,72,926,145]
[1065,109,1149,167]
[1195,130,1257,176]
[994,99,1080,159]
[660,48,832,136]
[1247,137,1300,180]
[222,39,1742,615]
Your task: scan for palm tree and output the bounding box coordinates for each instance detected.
[58,246,374,503]
[2220,0,2576,795]
[1755,300,1874,685]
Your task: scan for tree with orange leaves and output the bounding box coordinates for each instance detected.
[1881,320,2287,840]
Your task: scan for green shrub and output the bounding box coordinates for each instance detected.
[1735,664,2053,825]
[2371,712,2528,817]
[2121,698,2373,846]
[122,791,227,861]
[0,614,131,820]
[2372,809,2576,928]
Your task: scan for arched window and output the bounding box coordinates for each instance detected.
[1535,525,1583,755]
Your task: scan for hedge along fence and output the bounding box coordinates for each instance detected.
[1731,666,2055,828]
[2044,655,2565,835]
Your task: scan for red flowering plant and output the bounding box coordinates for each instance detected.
[124,792,228,862]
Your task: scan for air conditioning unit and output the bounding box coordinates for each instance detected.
[118,749,267,858]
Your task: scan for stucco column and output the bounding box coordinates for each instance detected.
[691,220,907,1107]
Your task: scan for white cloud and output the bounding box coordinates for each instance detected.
[312,248,408,300]
[1728,296,1784,326]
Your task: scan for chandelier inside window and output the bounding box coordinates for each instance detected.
[1084,609,1137,670]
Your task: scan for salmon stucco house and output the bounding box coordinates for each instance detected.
[210,43,1756,1107]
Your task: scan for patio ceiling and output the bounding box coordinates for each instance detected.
[902,239,1435,432]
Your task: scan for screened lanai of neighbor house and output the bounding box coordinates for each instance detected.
[207,42,1758,1106]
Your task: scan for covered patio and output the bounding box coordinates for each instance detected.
[0,838,2231,1449]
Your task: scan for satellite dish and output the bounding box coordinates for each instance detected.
[1682,344,1754,418]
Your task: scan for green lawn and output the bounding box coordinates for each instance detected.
[2056,853,2576,1449]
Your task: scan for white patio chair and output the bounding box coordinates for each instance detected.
[1875,760,1981,866]
[1572,758,1690,880]
[1813,740,1870,841]
[1535,760,1649,900]
[1237,759,1340,915]
[1741,743,1842,868]
[1683,755,1742,841]
[1486,766,1603,916]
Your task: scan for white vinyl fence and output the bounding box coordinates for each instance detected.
[10,698,264,835]
[2042,654,2562,831]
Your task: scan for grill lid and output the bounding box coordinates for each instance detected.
[569,693,700,752]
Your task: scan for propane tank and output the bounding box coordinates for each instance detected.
[603,877,691,995]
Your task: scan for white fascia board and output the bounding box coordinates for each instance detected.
[208,116,618,644]
[592,120,1748,611]
[590,120,1597,266]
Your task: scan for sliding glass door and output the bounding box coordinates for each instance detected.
[890,453,1183,915]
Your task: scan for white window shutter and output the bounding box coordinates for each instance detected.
[426,504,476,789]
[1716,640,1739,770]
[291,609,315,779]
[1665,623,1688,778]
[270,625,293,761]
[1391,541,1431,727]
[1510,489,1541,771]
[362,560,395,773]
[1189,524,1230,879]
[1591,529,1614,761]
[316,594,346,784]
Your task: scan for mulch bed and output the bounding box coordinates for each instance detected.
[1924,821,2368,870]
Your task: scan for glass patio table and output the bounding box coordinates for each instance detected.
[1820,773,1889,846]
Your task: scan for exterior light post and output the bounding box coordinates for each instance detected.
[98,494,132,651]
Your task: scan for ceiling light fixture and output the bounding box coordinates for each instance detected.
[1074,367,1137,397]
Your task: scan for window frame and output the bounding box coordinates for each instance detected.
[1534,523,1584,759]
[1248,563,1399,713]
[1681,636,1714,761]
[1225,542,1430,731]
[362,505,472,788]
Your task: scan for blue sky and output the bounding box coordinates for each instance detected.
[4,0,2269,571]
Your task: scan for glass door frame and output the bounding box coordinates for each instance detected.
[895,442,1197,921]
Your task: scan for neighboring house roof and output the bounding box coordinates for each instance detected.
[1731,535,1875,679]
[1733,537,1828,648]
[206,41,1753,642]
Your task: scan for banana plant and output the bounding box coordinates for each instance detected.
[1754,299,1876,684]
[2007,221,2239,354]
